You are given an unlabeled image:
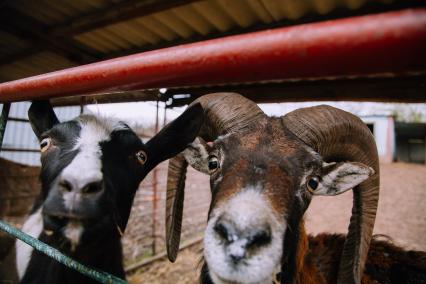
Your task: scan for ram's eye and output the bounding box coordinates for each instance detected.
[307,176,320,193]
[208,156,219,173]
[40,138,52,153]
[136,150,147,165]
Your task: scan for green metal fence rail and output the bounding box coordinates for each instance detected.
[0,220,129,284]
[0,103,128,284]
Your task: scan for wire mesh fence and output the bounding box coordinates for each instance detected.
[122,162,210,263]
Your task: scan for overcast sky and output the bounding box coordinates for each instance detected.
[86,101,426,126]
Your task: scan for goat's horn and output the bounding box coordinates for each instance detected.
[166,92,265,262]
[282,105,379,284]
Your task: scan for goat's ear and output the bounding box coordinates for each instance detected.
[145,103,204,165]
[309,162,375,196]
[28,100,59,140]
[182,137,211,174]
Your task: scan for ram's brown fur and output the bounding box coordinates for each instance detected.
[165,93,425,284]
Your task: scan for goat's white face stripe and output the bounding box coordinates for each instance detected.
[62,191,82,212]
[204,188,285,284]
[59,117,127,245]
[16,208,43,279]
[60,118,110,204]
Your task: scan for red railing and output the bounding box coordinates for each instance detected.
[0,8,425,102]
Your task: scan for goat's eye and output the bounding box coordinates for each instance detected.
[136,150,147,165]
[307,176,320,193]
[208,156,219,173]
[40,138,51,153]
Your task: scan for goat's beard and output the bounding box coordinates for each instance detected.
[63,220,84,252]
[43,212,117,252]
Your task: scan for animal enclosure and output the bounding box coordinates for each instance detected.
[0,1,425,282]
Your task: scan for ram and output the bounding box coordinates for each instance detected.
[166,93,426,284]
[0,101,202,283]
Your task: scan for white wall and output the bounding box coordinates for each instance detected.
[361,116,394,163]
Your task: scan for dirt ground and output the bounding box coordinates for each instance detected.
[127,163,426,284]
[127,243,204,284]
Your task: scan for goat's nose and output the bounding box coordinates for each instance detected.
[58,178,103,195]
[214,219,272,263]
[228,242,246,263]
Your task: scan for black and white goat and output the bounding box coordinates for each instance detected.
[0,101,203,283]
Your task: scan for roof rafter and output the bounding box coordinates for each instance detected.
[0,0,200,67]
[0,8,102,66]
[165,76,426,107]
[49,0,201,37]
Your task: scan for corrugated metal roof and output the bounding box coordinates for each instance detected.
[0,52,76,82]
[10,0,114,26]
[0,0,421,96]
[74,0,394,54]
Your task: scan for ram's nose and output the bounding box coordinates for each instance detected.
[214,219,271,264]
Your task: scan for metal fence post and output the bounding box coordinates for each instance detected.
[151,100,160,255]
[0,103,11,151]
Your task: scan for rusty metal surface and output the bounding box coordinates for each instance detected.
[50,90,160,106]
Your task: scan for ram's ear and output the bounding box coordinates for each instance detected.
[28,101,59,140]
[310,162,375,196]
[181,137,213,174]
[145,103,204,166]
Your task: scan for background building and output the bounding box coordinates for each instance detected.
[395,122,426,164]
[361,115,395,164]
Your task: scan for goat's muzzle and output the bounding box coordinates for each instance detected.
[204,189,285,284]
[214,218,272,265]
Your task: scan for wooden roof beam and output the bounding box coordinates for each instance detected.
[165,76,426,107]
[0,8,102,67]
[49,0,201,37]
[0,0,200,67]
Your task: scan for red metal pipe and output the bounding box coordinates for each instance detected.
[0,8,425,102]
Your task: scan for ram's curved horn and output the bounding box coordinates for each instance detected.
[166,93,266,262]
[282,105,379,284]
